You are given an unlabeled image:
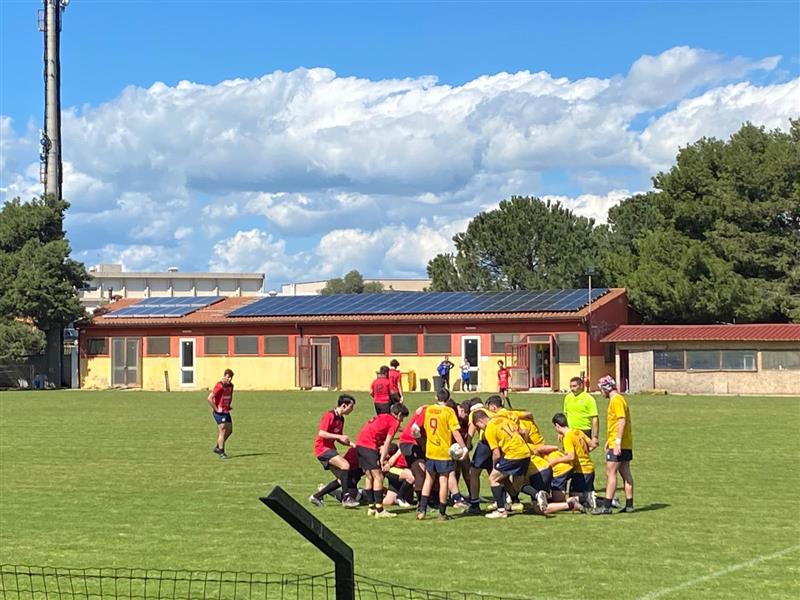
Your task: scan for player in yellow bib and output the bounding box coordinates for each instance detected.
[594,376,634,514]
[471,409,531,519]
[413,388,468,521]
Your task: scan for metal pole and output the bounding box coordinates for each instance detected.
[587,273,592,388]
[42,0,66,209]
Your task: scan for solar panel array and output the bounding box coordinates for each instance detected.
[103,296,224,318]
[228,288,609,318]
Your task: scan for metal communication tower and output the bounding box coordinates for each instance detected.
[39,0,69,207]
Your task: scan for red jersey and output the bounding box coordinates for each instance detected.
[498,367,510,388]
[356,413,400,450]
[395,453,408,469]
[399,405,427,445]
[210,381,233,413]
[314,410,344,457]
[370,377,392,404]
[344,446,359,469]
[388,368,402,394]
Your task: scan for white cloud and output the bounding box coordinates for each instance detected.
[541,190,642,225]
[1,46,796,282]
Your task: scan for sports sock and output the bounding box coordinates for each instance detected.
[439,503,447,516]
[491,485,506,510]
[603,497,612,509]
[365,489,374,507]
[521,484,537,497]
[398,481,412,502]
[626,497,634,508]
[314,480,341,500]
[374,489,384,512]
[452,492,466,503]
[469,497,480,506]
[418,495,430,512]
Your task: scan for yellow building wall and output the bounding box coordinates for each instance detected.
[80,357,111,388]
[553,355,610,392]
[189,356,296,391]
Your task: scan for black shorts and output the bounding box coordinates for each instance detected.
[569,471,596,494]
[495,457,530,476]
[357,446,381,471]
[606,448,634,462]
[499,387,509,394]
[471,440,493,470]
[316,449,338,470]
[400,443,424,464]
[425,459,456,474]
[212,411,232,425]
[374,402,391,415]
[551,472,570,492]
[528,467,553,492]
[389,392,401,405]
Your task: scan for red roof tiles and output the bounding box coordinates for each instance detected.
[602,324,800,343]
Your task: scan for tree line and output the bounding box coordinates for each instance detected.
[427,121,800,323]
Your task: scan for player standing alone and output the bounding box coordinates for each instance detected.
[594,376,634,514]
[497,360,510,403]
[209,369,234,459]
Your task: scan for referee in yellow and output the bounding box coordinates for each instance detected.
[562,376,599,450]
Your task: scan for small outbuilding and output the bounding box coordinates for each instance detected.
[602,324,800,395]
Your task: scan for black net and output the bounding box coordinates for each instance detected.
[0,566,524,600]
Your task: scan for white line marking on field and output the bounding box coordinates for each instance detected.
[638,544,800,600]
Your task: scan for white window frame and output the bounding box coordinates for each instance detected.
[180,338,196,387]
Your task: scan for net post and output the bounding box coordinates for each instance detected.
[259,485,354,600]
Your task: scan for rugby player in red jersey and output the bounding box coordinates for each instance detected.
[388,359,403,403]
[370,366,393,414]
[208,369,234,459]
[355,403,409,517]
[309,394,359,508]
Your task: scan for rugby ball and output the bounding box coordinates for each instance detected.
[449,443,465,460]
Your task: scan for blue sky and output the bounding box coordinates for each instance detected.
[1,0,798,286]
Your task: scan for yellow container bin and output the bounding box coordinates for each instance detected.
[401,370,417,392]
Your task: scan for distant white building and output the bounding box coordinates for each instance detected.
[279,278,431,296]
[80,264,265,311]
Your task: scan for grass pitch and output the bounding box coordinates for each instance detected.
[1,389,799,599]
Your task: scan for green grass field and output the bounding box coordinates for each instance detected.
[1,389,799,599]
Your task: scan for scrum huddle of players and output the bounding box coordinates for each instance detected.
[309,367,634,520]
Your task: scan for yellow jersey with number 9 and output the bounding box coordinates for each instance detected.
[423,405,461,460]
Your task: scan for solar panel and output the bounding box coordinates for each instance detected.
[104,296,224,318]
[227,289,610,318]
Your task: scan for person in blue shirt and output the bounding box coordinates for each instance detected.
[437,356,455,390]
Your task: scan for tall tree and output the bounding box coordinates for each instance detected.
[320,270,384,295]
[427,196,601,291]
[603,121,800,322]
[0,196,88,361]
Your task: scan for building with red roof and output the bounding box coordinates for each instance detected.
[602,324,800,395]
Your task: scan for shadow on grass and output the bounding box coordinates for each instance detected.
[225,452,271,459]
[631,502,670,513]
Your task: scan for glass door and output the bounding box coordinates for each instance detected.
[180,339,195,386]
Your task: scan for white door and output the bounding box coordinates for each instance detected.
[180,338,195,386]
[461,336,481,390]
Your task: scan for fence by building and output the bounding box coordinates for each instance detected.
[0,565,526,600]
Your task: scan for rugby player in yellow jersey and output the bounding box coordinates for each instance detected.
[465,396,492,514]
[413,388,468,521]
[594,376,634,514]
[521,452,584,515]
[471,409,531,519]
[550,412,597,510]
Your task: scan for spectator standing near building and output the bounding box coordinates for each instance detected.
[437,356,455,390]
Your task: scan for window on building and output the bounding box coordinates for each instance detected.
[86,338,108,355]
[556,334,580,364]
[205,336,229,355]
[721,350,756,371]
[654,350,685,370]
[762,350,800,371]
[604,343,616,363]
[233,336,259,355]
[391,334,418,355]
[264,335,289,355]
[686,350,720,370]
[358,335,385,355]
[146,336,170,356]
[491,333,520,354]
[423,334,451,354]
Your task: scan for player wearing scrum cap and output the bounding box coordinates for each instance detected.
[593,376,634,514]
